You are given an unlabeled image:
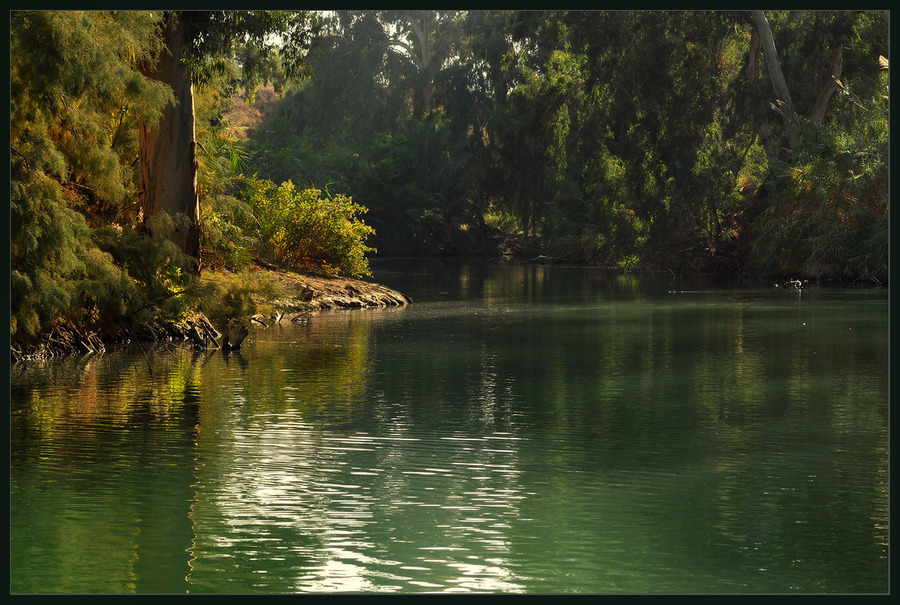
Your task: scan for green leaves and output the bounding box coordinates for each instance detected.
[245,177,376,277]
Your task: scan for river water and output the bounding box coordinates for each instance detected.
[10,259,889,594]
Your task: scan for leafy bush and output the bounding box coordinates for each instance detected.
[245,177,376,277]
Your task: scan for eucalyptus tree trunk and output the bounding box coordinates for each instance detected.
[749,10,802,151]
[139,13,202,273]
[750,12,794,112]
[747,29,781,163]
[405,10,437,117]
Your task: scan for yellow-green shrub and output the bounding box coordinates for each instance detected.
[246,177,375,277]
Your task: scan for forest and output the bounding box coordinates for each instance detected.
[10,10,890,356]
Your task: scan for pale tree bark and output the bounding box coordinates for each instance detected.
[750,11,794,111]
[406,10,436,115]
[747,29,781,162]
[388,10,440,118]
[749,10,802,150]
[139,14,202,272]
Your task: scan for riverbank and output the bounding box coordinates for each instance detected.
[9,268,412,363]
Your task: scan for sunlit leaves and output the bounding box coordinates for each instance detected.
[245,178,376,277]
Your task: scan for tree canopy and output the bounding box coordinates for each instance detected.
[246,10,887,280]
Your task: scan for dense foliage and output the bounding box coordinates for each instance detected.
[9,10,890,354]
[246,10,887,282]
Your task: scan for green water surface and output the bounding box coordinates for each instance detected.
[10,261,889,594]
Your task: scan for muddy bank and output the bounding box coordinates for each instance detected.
[10,271,412,363]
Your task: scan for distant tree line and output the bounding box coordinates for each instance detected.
[246,10,887,283]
